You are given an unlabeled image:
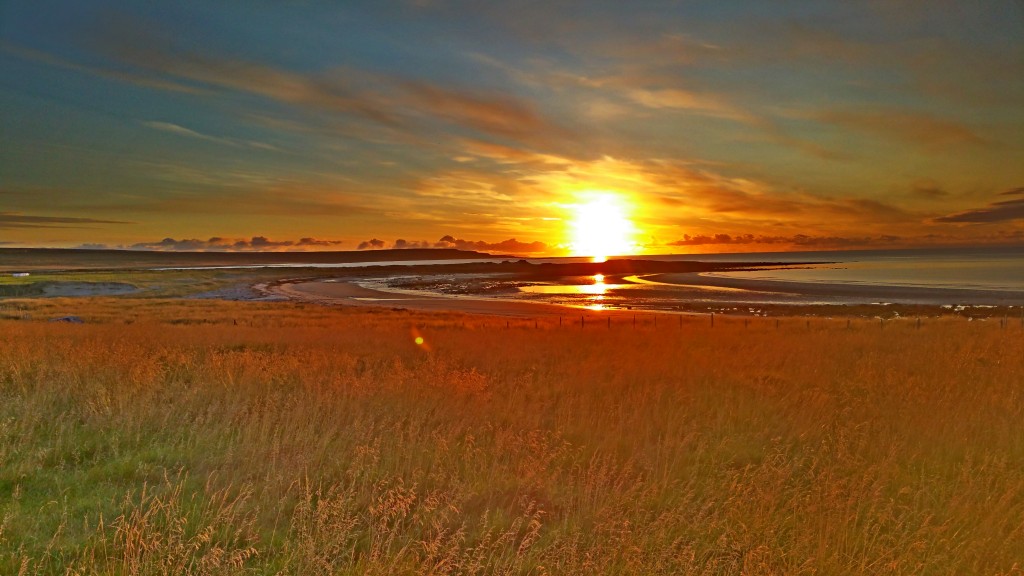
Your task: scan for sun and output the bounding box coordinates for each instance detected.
[569,192,636,262]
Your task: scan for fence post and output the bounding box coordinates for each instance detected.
[711,313,715,327]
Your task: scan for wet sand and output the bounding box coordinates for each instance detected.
[269,272,1024,318]
[271,280,594,317]
[650,273,1024,305]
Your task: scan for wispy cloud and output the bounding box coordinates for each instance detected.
[401,81,570,143]
[5,4,1021,251]
[816,107,990,150]
[80,17,570,150]
[625,88,742,119]
[909,180,950,199]
[935,188,1024,223]
[0,212,130,229]
[1,41,207,95]
[141,121,278,150]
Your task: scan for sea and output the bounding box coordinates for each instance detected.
[152,245,1024,309]
[645,245,1024,292]
[369,245,1024,309]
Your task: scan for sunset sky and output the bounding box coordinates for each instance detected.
[1,1,1023,255]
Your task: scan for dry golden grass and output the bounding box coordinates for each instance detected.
[1,298,1023,574]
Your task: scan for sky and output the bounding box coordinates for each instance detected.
[1,0,1023,255]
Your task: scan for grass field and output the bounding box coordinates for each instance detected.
[0,268,298,299]
[2,298,1023,574]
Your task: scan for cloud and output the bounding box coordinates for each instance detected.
[355,235,547,254]
[667,233,903,248]
[87,18,399,124]
[357,238,386,250]
[408,153,920,245]
[1,41,207,95]
[142,121,236,145]
[816,107,989,150]
[81,18,569,149]
[142,120,277,150]
[0,212,130,229]
[401,81,569,143]
[577,157,914,224]
[909,180,949,199]
[295,237,345,247]
[485,53,835,159]
[435,235,547,254]
[934,189,1024,223]
[625,88,743,119]
[129,236,343,251]
[391,239,432,249]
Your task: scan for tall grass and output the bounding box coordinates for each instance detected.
[1,299,1023,574]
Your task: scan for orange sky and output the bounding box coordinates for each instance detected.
[1,1,1023,255]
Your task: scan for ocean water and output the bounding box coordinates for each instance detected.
[679,246,1024,292]
[499,246,1024,308]
[358,246,1024,309]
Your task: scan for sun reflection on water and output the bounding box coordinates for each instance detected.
[580,274,607,296]
[519,274,627,311]
[520,275,615,293]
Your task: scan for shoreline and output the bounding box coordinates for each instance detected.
[265,275,1024,318]
[269,279,589,317]
[646,272,1024,306]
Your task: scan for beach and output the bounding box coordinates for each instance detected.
[270,278,574,317]
[266,268,1024,319]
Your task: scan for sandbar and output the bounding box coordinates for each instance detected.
[271,280,591,317]
[269,272,1024,318]
[649,273,1024,305]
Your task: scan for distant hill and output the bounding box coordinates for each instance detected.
[0,247,509,272]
